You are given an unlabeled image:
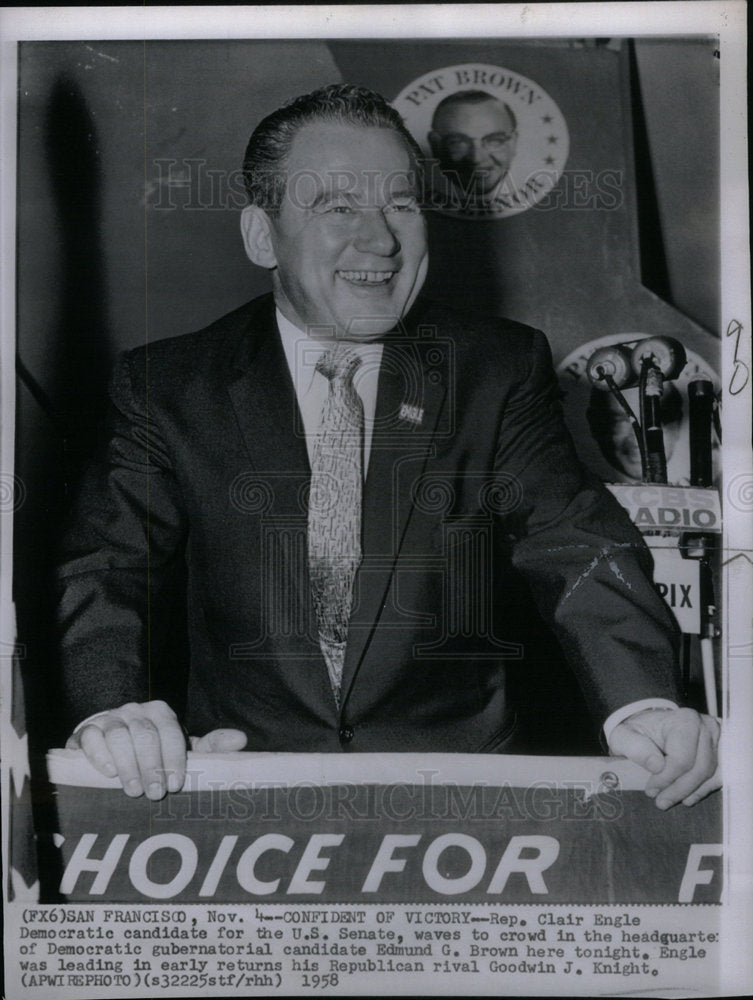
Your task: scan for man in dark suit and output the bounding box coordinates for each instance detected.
[60,84,720,809]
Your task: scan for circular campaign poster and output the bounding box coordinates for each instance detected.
[393,63,569,220]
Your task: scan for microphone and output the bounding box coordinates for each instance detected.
[585,337,687,483]
[629,337,687,381]
[586,346,646,477]
[631,338,686,484]
[586,337,687,387]
[586,345,637,390]
[688,379,714,488]
[640,362,668,483]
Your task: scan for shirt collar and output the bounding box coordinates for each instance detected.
[275,308,383,393]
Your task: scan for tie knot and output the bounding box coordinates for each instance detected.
[316,344,362,385]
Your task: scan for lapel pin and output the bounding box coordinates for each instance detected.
[399,402,424,426]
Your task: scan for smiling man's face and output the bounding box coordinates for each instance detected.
[259,122,428,341]
[430,97,518,197]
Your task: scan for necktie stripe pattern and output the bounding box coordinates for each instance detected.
[308,344,364,704]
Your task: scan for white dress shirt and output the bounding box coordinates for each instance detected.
[276,309,383,475]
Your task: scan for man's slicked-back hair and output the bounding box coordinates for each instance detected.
[242,83,424,213]
[432,90,517,132]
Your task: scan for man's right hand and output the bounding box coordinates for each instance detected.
[66,700,247,799]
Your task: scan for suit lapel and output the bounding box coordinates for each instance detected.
[340,334,448,702]
[226,299,310,512]
[225,300,335,718]
[223,299,450,716]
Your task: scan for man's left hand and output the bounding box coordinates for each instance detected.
[607,707,720,809]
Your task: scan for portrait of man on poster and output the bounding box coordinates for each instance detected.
[427,89,519,207]
[51,82,721,813]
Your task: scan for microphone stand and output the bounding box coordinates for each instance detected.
[600,371,648,479]
[682,380,719,717]
[638,360,668,484]
[587,339,719,716]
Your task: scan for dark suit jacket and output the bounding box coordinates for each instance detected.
[57,294,682,752]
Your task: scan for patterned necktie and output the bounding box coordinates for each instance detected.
[308,343,364,704]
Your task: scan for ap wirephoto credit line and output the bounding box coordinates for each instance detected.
[1,3,750,998]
